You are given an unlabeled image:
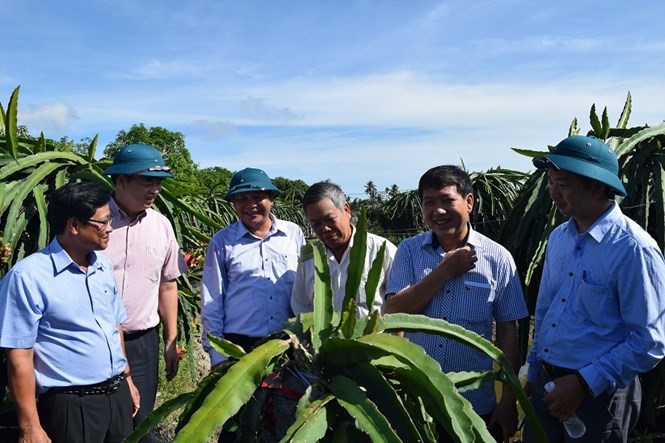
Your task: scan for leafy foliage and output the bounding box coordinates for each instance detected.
[128,210,545,442]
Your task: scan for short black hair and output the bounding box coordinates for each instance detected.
[47,181,111,235]
[418,165,473,199]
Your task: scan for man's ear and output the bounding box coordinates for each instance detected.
[465,193,475,212]
[591,180,609,198]
[66,217,82,235]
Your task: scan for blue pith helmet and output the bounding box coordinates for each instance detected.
[225,168,281,201]
[533,135,627,196]
[103,143,174,178]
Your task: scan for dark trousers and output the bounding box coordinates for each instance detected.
[224,333,262,353]
[217,333,263,443]
[37,378,132,443]
[523,365,641,442]
[124,327,159,443]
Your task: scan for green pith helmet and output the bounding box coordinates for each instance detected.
[225,167,281,201]
[533,135,626,196]
[103,143,173,178]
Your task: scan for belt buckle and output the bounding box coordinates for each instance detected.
[105,376,122,395]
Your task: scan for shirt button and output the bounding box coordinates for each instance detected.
[561,298,567,302]
[568,272,573,276]
[544,348,549,353]
[551,323,556,327]
[576,246,581,250]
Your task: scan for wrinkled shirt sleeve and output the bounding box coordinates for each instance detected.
[200,235,228,366]
[580,244,665,395]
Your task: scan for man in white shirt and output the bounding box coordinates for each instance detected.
[291,181,397,317]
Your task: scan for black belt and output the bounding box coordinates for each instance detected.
[224,333,262,353]
[541,361,576,379]
[43,373,124,396]
[123,326,157,341]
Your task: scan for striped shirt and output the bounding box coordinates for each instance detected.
[386,227,528,414]
[201,215,305,366]
[104,198,185,333]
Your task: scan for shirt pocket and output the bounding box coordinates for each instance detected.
[577,279,612,326]
[145,246,164,283]
[461,280,495,324]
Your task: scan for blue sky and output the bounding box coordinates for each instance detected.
[2,0,664,196]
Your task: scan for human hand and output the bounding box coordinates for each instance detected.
[438,246,477,278]
[127,376,141,417]
[163,340,180,381]
[543,374,586,421]
[487,395,518,442]
[18,425,51,443]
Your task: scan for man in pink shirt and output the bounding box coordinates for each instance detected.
[103,143,185,443]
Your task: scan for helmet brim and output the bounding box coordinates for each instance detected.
[533,154,627,196]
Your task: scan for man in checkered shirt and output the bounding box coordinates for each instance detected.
[385,165,528,442]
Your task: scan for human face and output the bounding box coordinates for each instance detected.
[79,204,113,250]
[421,186,473,250]
[116,175,163,216]
[231,191,274,234]
[305,198,352,258]
[547,168,597,221]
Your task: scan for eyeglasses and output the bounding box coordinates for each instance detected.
[87,217,113,229]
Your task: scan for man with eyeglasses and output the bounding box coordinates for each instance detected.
[0,181,140,442]
[103,143,185,442]
[201,168,305,368]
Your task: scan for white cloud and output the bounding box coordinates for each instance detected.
[189,119,237,140]
[115,59,201,80]
[241,97,300,123]
[21,102,78,132]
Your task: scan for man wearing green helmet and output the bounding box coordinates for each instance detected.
[524,136,665,442]
[103,143,186,443]
[200,167,305,368]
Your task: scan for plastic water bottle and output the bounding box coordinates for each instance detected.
[544,381,586,438]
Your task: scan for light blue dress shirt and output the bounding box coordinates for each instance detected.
[386,227,528,415]
[0,239,128,393]
[200,215,305,365]
[526,203,665,396]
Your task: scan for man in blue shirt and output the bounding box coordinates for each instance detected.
[0,182,139,443]
[201,168,305,368]
[386,165,528,442]
[524,136,665,442]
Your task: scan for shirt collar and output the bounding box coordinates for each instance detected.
[563,202,620,243]
[236,213,282,240]
[109,197,147,223]
[48,238,104,274]
[423,223,481,252]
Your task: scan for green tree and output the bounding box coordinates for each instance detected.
[385,184,400,199]
[103,123,198,180]
[364,180,382,203]
[196,166,233,196]
[272,176,309,205]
